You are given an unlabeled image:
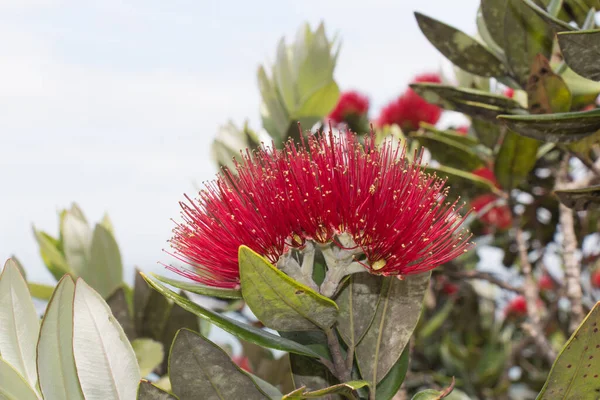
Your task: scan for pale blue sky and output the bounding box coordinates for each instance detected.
[1,0,479,284]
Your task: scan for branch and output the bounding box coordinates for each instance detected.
[446,270,524,294]
[556,155,585,332]
[515,227,557,364]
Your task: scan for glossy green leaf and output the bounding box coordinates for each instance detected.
[72,279,141,400]
[356,273,430,395]
[37,276,84,400]
[561,66,600,109]
[28,282,55,301]
[336,273,383,349]
[132,339,164,377]
[374,347,410,400]
[411,378,459,400]
[481,0,508,51]
[283,381,369,399]
[494,130,540,190]
[169,329,269,400]
[141,274,322,358]
[555,185,600,210]
[522,0,577,32]
[83,224,123,298]
[476,6,505,56]
[414,12,507,77]
[33,228,70,281]
[558,29,600,81]
[498,109,600,142]
[0,259,40,390]
[239,246,338,331]
[504,0,554,85]
[137,380,178,400]
[0,357,39,400]
[152,273,242,299]
[423,165,501,196]
[537,301,600,399]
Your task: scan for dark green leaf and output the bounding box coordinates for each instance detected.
[356,274,430,393]
[141,274,322,358]
[494,130,540,190]
[138,380,178,400]
[374,348,410,400]
[414,12,507,77]
[152,273,242,299]
[414,133,486,170]
[107,286,136,339]
[169,329,269,400]
[555,185,600,210]
[472,118,502,149]
[410,83,522,111]
[140,288,172,340]
[239,246,338,331]
[423,165,501,196]
[498,109,600,142]
[134,269,152,336]
[537,301,600,399]
[481,0,508,50]
[504,0,554,85]
[336,273,383,349]
[558,29,600,81]
[522,0,577,32]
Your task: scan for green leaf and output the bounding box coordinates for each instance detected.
[356,273,430,394]
[238,246,339,331]
[169,329,269,400]
[295,81,340,121]
[139,288,172,340]
[33,228,70,281]
[498,109,600,142]
[107,286,135,339]
[561,66,600,109]
[134,269,153,334]
[472,118,503,149]
[0,259,40,390]
[0,357,39,400]
[83,224,123,298]
[537,301,600,399]
[287,353,338,396]
[37,276,84,400]
[28,282,55,300]
[504,0,554,86]
[336,272,383,349]
[138,380,178,400]
[72,278,141,400]
[494,130,540,190]
[152,273,242,299]
[133,339,164,377]
[283,381,369,399]
[141,273,322,358]
[419,123,480,147]
[258,65,290,143]
[522,0,577,32]
[374,348,410,400]
[61,209,93,278]
[414,12,507,77]
[558,29,600,81]
[419,300,455,339]
[249,374,284,400]
[411,378,458,400]
[423,165,502,196]
[526,54,572,114]
[555,185,600,210]
[410,83,522,111]
[481,0,508,51]
[413,133,486,170]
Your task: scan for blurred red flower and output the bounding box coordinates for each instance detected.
[505,295,527,317]
[471,194,512,231]
[377,73,443,131]
[538,274,555,291]
[232,356,252,373]
[328,90,369,124]
[591,270,600,288]
[504,88,515,98]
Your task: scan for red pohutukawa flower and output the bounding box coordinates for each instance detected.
[169,130,472,288]
[328,91,370,124]
[377,73,443,131]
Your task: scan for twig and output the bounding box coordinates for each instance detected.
[556,155,585,332]
[325,328,351,382]
[446,270,524,294]
[515,227,557,364]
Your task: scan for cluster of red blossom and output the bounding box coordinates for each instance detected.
[328,74,514,240]
[170,131,472,288]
